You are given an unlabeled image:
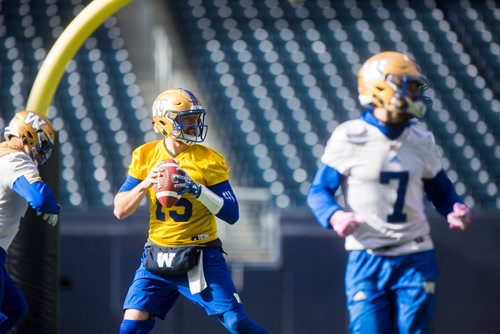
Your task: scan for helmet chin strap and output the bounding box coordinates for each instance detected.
[171,129,197,145]
[172,136,194,145]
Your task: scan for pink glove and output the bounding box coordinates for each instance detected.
[329,210,364,237]
[447,203,471,231]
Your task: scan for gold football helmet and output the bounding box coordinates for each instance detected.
[4,111,56,166]
[151,88,207,144]
[358,51,432,119]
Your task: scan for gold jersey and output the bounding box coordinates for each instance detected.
[128,140,230,247]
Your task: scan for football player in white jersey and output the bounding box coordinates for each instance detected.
[0,111,60,332]
[307,51,471,334]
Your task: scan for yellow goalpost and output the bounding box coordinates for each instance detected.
[27,0,133,116]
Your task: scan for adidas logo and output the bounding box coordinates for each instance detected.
[389,155,401,164]
[353,291,367,301]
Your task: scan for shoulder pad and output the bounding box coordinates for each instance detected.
[0,142,23,158]
[335,120,371,144]
[406,125,435,144]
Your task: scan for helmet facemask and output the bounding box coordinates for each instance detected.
[28,130,55,166]
[165,109,207,143]
[358,51,433,121]
[385,74,432,120]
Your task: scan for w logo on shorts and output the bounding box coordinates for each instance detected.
[157,252,176,268]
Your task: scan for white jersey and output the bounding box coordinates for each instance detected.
[321,119,443,256]
[0,150,41,251]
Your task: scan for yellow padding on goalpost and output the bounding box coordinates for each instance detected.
[26,0,133,116]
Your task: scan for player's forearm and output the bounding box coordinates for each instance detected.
[423,169,461,216]
[13,177,60,214]
[113,181,149,219]
[197,185,224,213]
[307,163,344,229]
[202,181,239,224]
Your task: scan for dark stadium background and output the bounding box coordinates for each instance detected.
[0,0,499,333]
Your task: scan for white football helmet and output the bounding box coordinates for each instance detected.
[4,111,56,166]
[151,88,207,144]
[358,51,432,119]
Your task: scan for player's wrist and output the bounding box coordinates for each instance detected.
[139,179,153,192]
[197,185,223,214]
[193,183,202,198]
[330,210,364,237]
[447,203,471,231]
[329,210,346,228]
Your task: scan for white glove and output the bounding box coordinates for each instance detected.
[36,205,61,227]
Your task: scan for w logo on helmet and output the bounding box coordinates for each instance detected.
[4,111,56,166]
[152,99,169,117]
[23,112,47,130]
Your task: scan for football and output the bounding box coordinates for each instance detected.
[153,158,181,208]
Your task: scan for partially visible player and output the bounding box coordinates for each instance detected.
[0,111,60,333]
[114,88,269,334]
[307,51,472,334]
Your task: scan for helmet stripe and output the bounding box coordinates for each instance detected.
[178,88,199,106]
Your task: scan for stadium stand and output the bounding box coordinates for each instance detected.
[0,0,498,210]
[0,0,148,208]
[1,2,499,334]
[167,0,499,209]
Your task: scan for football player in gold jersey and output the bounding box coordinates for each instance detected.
[114,88,269,334]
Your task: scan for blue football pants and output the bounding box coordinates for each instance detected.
[345,250,438,334]
[0,249,27,334]
[121,247,269,333]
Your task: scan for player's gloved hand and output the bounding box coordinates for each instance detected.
[447,203,471,231]
[329,210,364,237]
[173,168,201,197]
[36,204,61,227]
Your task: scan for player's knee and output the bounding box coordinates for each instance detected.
[119,319,155,334]
[218,308,269,334]
[123,308,151,320]
[0,297,27,332]
[231,318,269,334]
